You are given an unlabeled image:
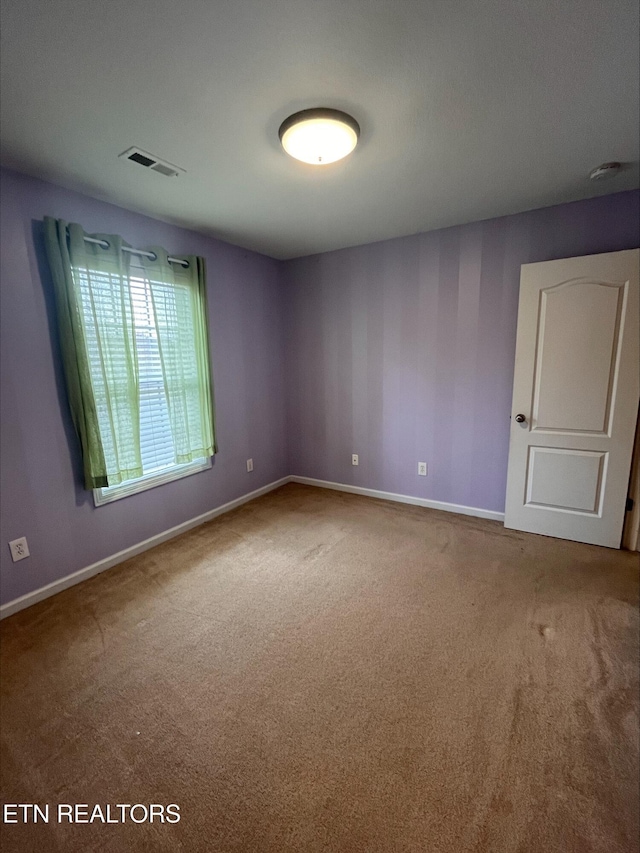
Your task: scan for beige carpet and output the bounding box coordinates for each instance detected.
[1,483,638,853]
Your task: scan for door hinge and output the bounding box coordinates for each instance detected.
[626,497,635,512]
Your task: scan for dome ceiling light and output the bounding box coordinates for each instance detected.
[278,108,360,166]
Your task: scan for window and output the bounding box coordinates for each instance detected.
[91,267,212,505]
[44,218,216,502]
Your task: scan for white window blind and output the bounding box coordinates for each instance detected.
[132,274,182,474]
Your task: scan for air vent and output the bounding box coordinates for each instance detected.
[119,147,185,178]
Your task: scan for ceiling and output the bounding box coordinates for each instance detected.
[1,0,638,260]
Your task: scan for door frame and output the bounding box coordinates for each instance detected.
[622,405,640,551]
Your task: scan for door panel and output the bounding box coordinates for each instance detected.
[525,447,606,514]
[532,281,624,434]
[504,250,639,547]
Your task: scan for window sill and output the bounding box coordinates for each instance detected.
[93,457,211,506]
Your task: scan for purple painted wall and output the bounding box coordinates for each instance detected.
[0,167,287,606]
[283,190,640,513]
[1,166,638,608]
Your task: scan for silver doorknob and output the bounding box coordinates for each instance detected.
[514,413,526,423]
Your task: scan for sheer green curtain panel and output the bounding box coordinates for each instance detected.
[135,250,216,464]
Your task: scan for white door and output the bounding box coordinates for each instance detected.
[504,249,639,548]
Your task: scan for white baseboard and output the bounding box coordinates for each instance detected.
[0,477,290,620]
[290,476,506,522]
[1,474,504,620]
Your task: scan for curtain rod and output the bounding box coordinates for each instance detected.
[80,234,189,268]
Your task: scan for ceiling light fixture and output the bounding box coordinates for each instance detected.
[279,108,360,165]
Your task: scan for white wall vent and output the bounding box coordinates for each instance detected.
[119,147,185,177]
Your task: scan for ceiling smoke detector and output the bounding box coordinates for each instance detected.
[119,147,185,177]
[278,108,360,165]
[589,162,621,181]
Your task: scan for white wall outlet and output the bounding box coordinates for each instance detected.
[418,462,427,476]
[9,537,30,563]
[246,458,254,472]
[352,454,359,466]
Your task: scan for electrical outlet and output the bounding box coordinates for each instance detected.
[9,537,30,563]
[418,462,427,476]
[246,458,253,472]
[352,454,359,466]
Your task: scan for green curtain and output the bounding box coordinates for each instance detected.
[44,217,216,491]
[136,248,217,462]
[45,217,109,488]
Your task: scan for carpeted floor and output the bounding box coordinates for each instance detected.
[1,483,638,853]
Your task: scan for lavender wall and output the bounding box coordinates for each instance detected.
[283,190,640,513]
[1,168,638,609]
[0,167,287,606]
